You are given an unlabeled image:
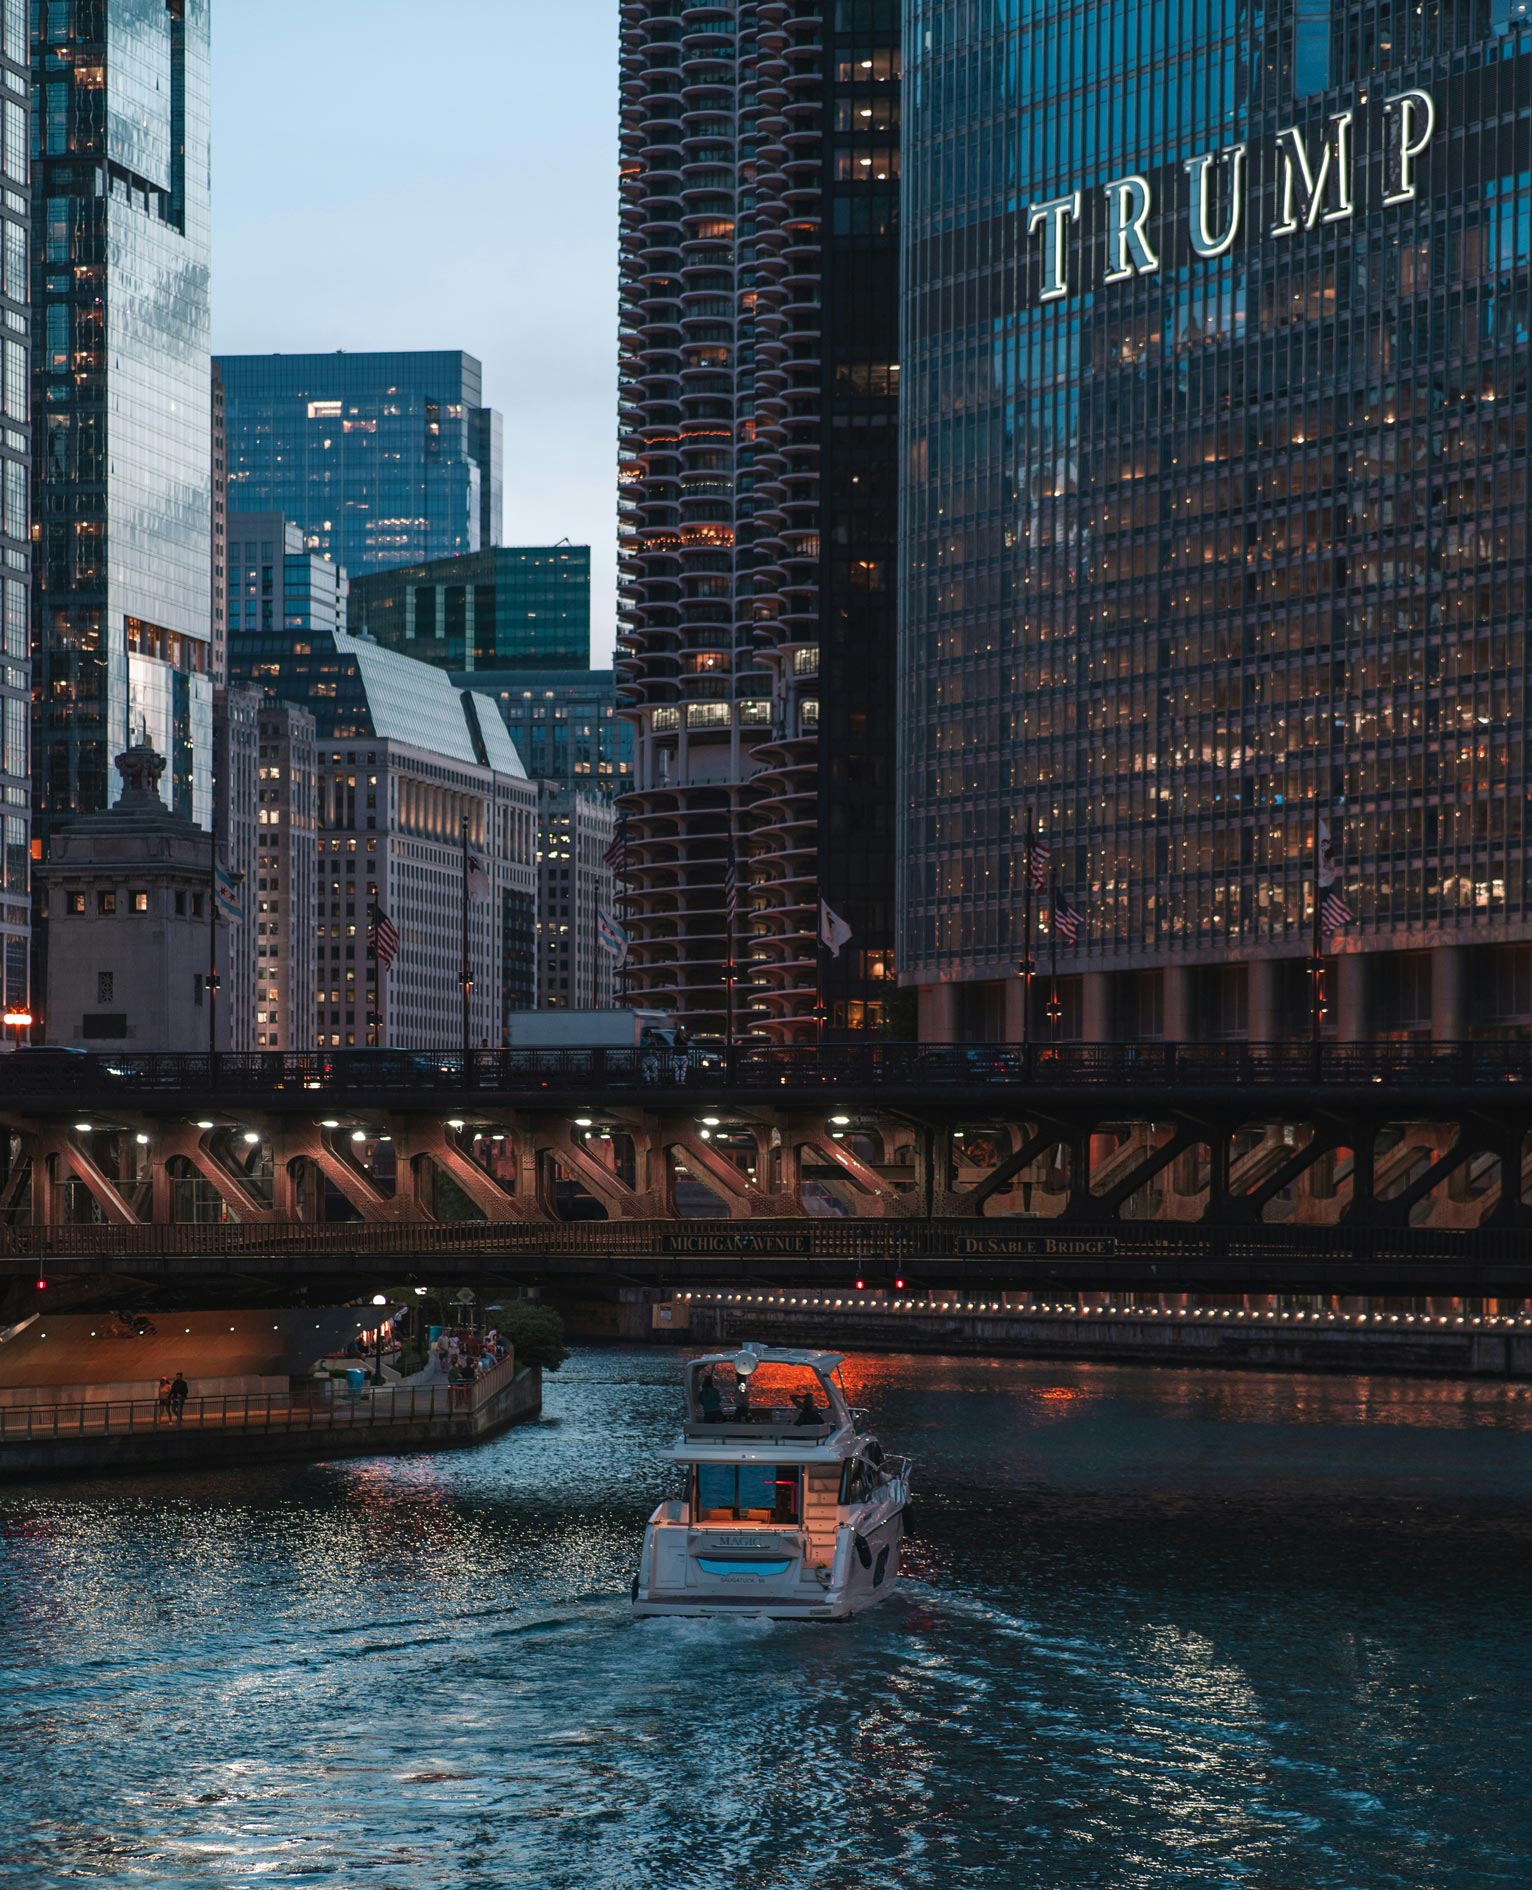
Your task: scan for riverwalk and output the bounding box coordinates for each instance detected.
[0,1353,541,1479]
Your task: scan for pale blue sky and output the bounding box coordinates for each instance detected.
[211,0,619,663]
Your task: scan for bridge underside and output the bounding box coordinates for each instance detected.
[4,1093,1532,1307]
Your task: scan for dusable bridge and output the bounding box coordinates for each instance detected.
[4,1042,1532,1302]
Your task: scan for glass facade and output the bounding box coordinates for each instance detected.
[466,668,631,799]
[215,350,503,580]
[32,0,213,852]
[228,511,349,640]
[348,544,589,670]
[902,0,1532,1041]
[0,0,26,1019]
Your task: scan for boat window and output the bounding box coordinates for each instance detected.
[839,1458,878,1504]
[694,1463,801,1524]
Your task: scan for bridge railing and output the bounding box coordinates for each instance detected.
[2,1039,1529,1103]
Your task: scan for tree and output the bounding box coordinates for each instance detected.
[493,1300,567,1373]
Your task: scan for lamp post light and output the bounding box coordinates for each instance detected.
[370,1292,388,1386]
[2,1007,33,1051]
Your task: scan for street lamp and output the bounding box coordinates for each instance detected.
[370,1293,389,1386]
[2,1007,32,1050]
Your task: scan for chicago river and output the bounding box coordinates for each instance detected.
[2,1348,1529,1888]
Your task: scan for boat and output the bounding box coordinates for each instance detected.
[631,1343,912,1620]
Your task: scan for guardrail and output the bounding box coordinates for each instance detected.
[4,1040,1532,1103]
[0,1382,472,1444]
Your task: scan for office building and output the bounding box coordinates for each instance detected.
[216,351,503,579]
[900,0,1532,1045]
[616,0,901,1040]
[32,0,213,841]
[230,630,538,1045]
[255,702,319,1051]
[211,362,227,687]
[474,670,631,799]
[537,783,616,1010]
[228,512,349,640]
[348,544,588,671]
[213,685,261,1052]
[0,1,27,1029]
[38,746,224,1052]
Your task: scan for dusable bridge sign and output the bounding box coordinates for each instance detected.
[1026,89,1436,304]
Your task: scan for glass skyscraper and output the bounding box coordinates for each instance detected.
[348,544,589,670]
[902,0,1532,1045]
[32,0,213,847]
[0,2,26,1023]
[215,350,504,580]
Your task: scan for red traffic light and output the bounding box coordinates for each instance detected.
[35,1279,45,1291]
[894,1277,905,1291]
[855,1278,865,1291]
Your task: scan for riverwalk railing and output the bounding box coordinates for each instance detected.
[0,1352,522,1445]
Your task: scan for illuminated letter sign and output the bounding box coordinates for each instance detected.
[1102,175,1159,282]
[1383,89,1436,204]
[1026,192,1081,301]
[1272,111,1354,234]
[1184,144,1246,258]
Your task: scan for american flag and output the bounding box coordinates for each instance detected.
[1052,892,1085,946]
[370,905,400,971]
[723,839,739,927]
[1320,888,1353,938]
[1027,839,1053,892]
[604,818,628,880]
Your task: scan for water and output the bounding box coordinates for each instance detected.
[2,1349,1531,1890]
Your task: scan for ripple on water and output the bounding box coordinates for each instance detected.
[0,1348,1530,1888]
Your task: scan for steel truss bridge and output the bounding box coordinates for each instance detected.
[4,1043,1532,1304]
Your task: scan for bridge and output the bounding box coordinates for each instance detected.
[4,1042,1532,1306]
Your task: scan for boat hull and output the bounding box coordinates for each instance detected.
[632,1508,905,1621]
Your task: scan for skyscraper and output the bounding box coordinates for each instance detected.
[348,544,588,670]
[899,0,1532,1047]
[31,0,213,844]
[216,350,503,580]
[615,0,901,1040]
[0,1,28,1029]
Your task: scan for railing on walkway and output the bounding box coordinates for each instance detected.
[0,1380,481,1444]
[6,1039,1532,1106]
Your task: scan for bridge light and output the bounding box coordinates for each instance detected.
[135,1133,150,1146]
[35,1279,45,1292]
[831,1114,851,1126]
[74,1122,92,1133]
[371,1294,388,1306]
[321,1119,340,1130]
[574,1116,593,1128]
[447,1119,466,1131]
[351,1130,367,1143]
[196,1119,215,1130]
[855,1278,865,1291]
[242,1131,260,1145]
[702,1116,720,1127]
[894,1277,905,1291]
[699,1129,711,1140]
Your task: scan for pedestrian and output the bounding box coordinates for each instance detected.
[169,1372,189,1422]
[156,1376,172,1424]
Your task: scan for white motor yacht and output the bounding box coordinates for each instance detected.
[632,1343,912,1620]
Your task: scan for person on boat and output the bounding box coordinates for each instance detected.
[731,1374,751,1422]
[793,1389,820,1425]
[698,1371,724,1422]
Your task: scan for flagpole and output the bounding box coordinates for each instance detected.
[1048,864,1061,1046]
[1019,808,1034,1047]
[368,898,380,1048]
[460,813,472,1062]
[207,839,219,1064]
[1311,805,1324,1045]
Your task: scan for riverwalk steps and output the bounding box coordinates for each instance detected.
[0,1358,541,1482]
[589,1291,1532,1381]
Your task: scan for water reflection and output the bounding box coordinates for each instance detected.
[0,1350,1529,1888]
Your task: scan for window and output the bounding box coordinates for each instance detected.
[97,890,116,915]
[68,891,85,914]
[694,1464,800,1524]
[130,891,148,913]
[96,972,113,1003]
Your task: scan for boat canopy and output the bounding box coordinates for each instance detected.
[681,1344,852,1440]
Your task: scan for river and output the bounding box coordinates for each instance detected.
[1,1347,1530,1888]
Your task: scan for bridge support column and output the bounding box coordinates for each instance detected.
[1336,954,1371,1044]
[1162,967,1192,1044]
[1082,972,1111,1044]
[919,983,957,1045]
[1247,959,1278,1044]
[1432,947,1466,1042]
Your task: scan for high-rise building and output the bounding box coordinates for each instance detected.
[31,0,213,842]
[213,685,261,1052]
[536,783,616,1010]
[227,512,349,641]
[900,0,1532,1046]
[211,362,227,688]
[230,629,538,1046]
[0,1,29,1031]
[255,701,319,1051]
[216,351,503,580]
[348,544,588,670]
[616,0,901,1040]
[473,669,632,799]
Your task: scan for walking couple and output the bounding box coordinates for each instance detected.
[156,1374,190,1422]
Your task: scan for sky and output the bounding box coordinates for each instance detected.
[211,0,619,664]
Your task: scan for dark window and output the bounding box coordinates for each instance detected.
[82,1013,127,1038]
[694,1463,800,1523]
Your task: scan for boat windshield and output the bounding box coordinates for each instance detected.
[693,1463,801,1524]
[690,1360,833,1426]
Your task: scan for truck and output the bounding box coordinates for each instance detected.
[502,1009,683,1050]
